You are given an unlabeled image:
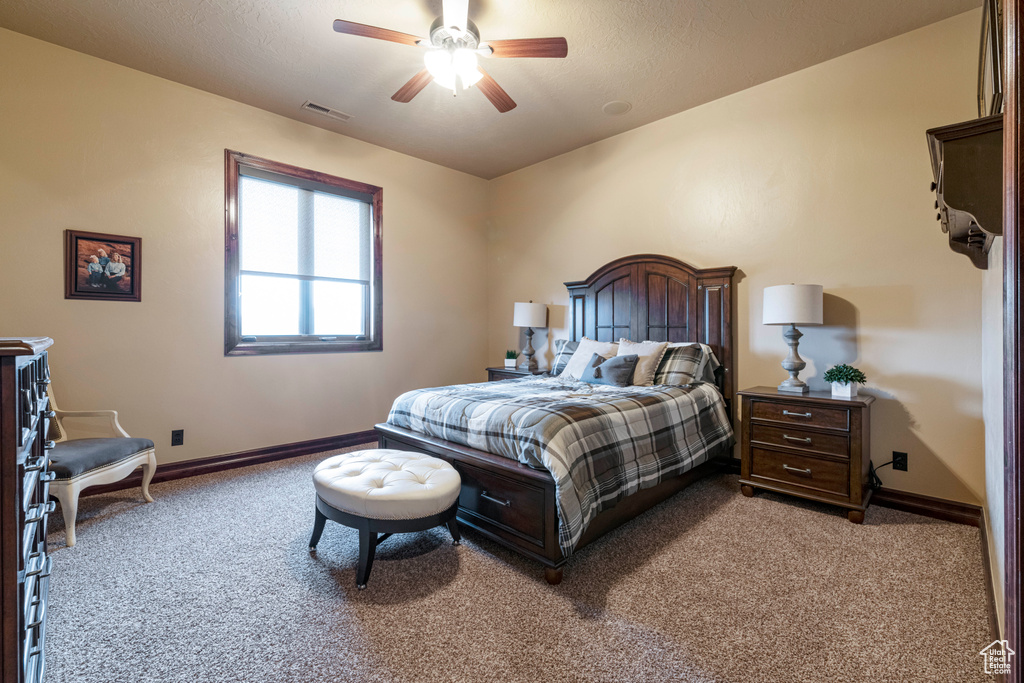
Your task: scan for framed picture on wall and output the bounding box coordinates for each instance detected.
[64,229,142,302]
[978,0,1004,118]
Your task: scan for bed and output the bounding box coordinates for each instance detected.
[375,254,737,583]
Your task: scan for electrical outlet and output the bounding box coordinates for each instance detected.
[171,429,184,446]
[892,451,908,472]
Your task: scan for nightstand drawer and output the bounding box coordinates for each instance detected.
[488,370,526,382]
[750,399,849,431]
[750,448,850,497]
[486,367,548,382]
[750,424,849,458]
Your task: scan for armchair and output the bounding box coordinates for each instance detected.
[47,388,156,546]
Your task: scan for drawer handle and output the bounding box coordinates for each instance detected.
[783,464,812,476]
[24,555,44,578]
[782,410,812,418]
[26,607,45,629]
[27,557,51,580]
[480,491,511,507]
[782,434,812,444]
[25,502,55,524]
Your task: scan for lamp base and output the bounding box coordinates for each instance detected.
[518,357,538,372]
[518,326,538,372]
[777,324,810,394]
[777,381,810,394]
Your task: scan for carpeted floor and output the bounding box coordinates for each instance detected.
[45,444,992,683]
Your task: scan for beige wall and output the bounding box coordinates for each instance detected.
[983,237,1005,633]
[0,29,490,464]
[487,11,985,504]
[1,11,990,506]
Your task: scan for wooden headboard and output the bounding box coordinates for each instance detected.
[564,254,737,400]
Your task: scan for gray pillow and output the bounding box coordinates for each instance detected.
[580,353,639,387]
[552,339,578,376]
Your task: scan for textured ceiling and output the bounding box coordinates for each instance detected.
[0,0,978,179]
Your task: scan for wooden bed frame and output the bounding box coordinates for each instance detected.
[375,254,737,584]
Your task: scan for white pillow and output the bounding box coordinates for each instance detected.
[617,339,669,386]
[559,338,620,380]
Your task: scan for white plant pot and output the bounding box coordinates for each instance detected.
[831,381,858,398]
[504,359,517,368]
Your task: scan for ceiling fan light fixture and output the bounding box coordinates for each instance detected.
[435,71,457,92]
[333,8,565,113]
[460,68,483,89]
[425,48,480,93]
[453,49,480,86]
[424,49,451,79]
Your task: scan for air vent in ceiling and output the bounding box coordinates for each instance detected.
[300,101,352,122]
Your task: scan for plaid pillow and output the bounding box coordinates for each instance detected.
[552,339,578,376]
[653,344,704,386]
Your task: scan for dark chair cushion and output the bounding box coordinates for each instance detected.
[49,438,155,480]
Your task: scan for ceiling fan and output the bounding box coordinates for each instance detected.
[333,0,568,113]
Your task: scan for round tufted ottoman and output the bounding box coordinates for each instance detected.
[308,449,462,589]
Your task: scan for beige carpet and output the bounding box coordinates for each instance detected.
[45,445,992,682]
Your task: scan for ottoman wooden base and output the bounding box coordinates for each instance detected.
[308,495,461,589]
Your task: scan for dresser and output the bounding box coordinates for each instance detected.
[0,338,55,683]
[738,386,874,523]
[485,367,548,382]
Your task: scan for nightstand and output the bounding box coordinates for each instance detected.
[738,386,874,523]
[486,367,548,382]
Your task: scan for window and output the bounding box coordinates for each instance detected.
[224,150,382,355]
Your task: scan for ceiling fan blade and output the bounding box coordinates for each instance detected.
[392,69,434,103]
[333,19,422,47]
[476,68,516,113]
[484,38,568,59]
[442,0,469,32]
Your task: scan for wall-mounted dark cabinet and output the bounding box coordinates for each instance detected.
[926,114,1003,269]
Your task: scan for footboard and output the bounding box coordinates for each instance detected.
[375,423,730,585]
[375,423,564,570]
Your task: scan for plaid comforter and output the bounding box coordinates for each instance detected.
[386,376,734,556]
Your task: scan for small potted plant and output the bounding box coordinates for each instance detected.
[822,364,867,398]
[504,350,519,369]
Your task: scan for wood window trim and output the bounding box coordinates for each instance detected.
[224,149,383,356]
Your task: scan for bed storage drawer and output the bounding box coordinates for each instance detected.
[453,462,547,545]
[749,448,850,498]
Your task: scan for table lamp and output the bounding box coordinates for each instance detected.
[513,301,547,371]
[763,284,823,393]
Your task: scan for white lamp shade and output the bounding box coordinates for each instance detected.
[762,284,823,325]
[513,302,547,328]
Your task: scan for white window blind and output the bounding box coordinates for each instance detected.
[237,174,373,338]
